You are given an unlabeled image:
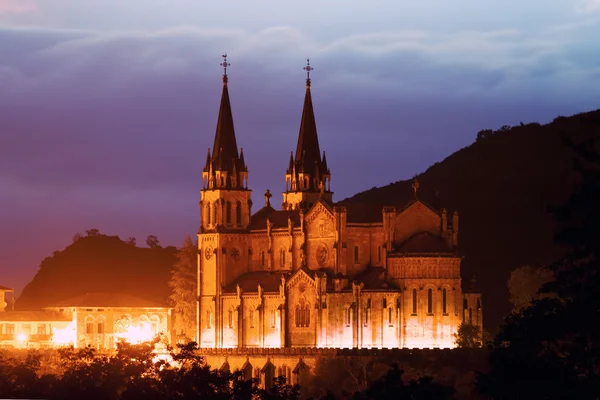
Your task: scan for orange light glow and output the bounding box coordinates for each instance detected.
[16,333,27,343]
[115,322,155,344]
[52,321,76,346]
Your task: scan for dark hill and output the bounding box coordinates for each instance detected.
[16,235,177,310]
[338,109,600,331]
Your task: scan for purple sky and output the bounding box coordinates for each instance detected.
[1,0,600,296]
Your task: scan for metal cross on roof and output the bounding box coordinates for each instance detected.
[303,57,313,80]
[221,53,230,76]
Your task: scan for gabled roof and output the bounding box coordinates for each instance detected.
[223,271,286,294]
[46,293,168,308]
[0,285,14,291]
[0,311,71,322]
[394,232,454,255]
[249,206,300,230]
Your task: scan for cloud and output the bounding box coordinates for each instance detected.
[577,0,600,12]
[0,0,37,14]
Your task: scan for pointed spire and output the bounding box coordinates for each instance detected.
[295,59,321,184]
[239,148,246,171]
[287,151,294,173]
[205,53,246,190]
[203,148,211,172]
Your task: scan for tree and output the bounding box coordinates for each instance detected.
[85,228,100,237]
[477,135,600,399]
[125,237,136,246]
[454,322,482,348]
[169,235,197,341]
[146,235,160,248]
[507,265,554,311]
[72,232,83,243]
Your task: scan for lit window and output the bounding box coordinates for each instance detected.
[388,307,393,325]
[228,310,234,329]
[207,204,211,225]
[37,325,46,335]
[6,324,14,335]
[86,323,94,334]
[280,248,286,267]
[346,307,352,326]
[249,310,255,328]
[206,310,212,329]
[270,310,276,328]
[97,322,105,334]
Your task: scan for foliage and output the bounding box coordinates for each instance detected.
[125,237,136,246]
[507,265,554,311]
[72,232,83,243]
[169,235,198,341]
[146,235,160,248]
[477,135,600,399]
[454,322,482,348]
[353,364,454,400]
[85,229,101,237]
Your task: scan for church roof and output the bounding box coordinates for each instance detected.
[249,206,301,230]
[46,293,168,308]
[0,285,14,291]
[353,267,400,290]
[394,232,454,255]
[223,271,285,294]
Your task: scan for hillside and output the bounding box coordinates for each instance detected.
[338,109,600,331]
[16,235,177,310]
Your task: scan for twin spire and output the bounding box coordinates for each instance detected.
[203,55,330,207]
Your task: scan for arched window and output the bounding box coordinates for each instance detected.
[236,201,242,225]
[476,299,481,310]
[249,310,255,328]
[261,251,265,267]
[295,298,310,327]
[354,246,359,263]
[280,248,286,267]
[97,316,106,335]
[270,309,276,328]
[388,307,393,325]
[226,201,232,224]
[412,289,417,315]
[427,288,433,314]
[442,288,447,314]
[377,246,381,263]
[364,299,371,326]
[206,203,211,225]
[228,310,234,329]
[213,203,218,224]
[149,315,160,334]
[85,316,94,334]
[469,308,473,323]
[463,298,468,310]
[346,307,352,326]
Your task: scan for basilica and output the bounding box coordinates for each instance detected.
[197,57,482,350]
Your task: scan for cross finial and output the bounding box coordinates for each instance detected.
[412,177,420,197]
[221,53,230,83]
[264,189,272,207]
[303,57,313,87]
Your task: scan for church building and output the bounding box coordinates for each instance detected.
[197,56,482,350]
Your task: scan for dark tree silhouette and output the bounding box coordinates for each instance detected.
[477,135,600,399]
[146,235,160,248]
[454,322,482,348]
[169,235,198,342]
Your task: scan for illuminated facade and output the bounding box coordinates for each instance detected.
[0,293,171,349]
[197,57,483,350]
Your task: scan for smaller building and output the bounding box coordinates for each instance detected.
[0,292,172,350]
[0,311,71,349]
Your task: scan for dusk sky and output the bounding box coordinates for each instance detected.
[1,0,599,296]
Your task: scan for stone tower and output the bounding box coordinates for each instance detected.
[282,59,332,210]
[198,55,252,347]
